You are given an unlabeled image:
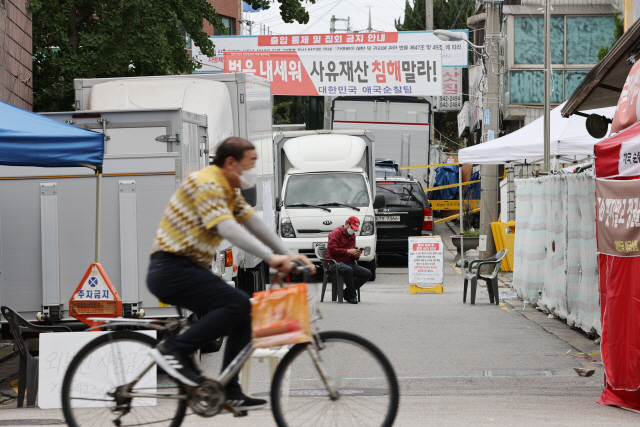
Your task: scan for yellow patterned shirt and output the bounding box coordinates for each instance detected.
[151,165,253,268]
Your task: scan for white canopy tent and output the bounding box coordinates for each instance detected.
[458,102,616,165]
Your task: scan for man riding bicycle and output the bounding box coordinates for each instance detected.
[147,137,315,411]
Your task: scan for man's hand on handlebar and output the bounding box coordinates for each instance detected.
[268,254,316,275]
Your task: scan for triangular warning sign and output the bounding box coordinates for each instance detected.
[69,263,122,327]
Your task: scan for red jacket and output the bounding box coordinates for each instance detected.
[326,226,356,263]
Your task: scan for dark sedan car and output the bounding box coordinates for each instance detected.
[375,177,433,254]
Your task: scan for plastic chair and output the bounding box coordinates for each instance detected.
[463,249,508,305]
[315,246,361,303]
[1,306,71,407]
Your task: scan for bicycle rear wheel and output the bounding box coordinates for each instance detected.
[270,331,399,427]
[62,331,187,427]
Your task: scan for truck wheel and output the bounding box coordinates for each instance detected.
[362,259,377,281]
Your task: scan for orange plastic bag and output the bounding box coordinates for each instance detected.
[251,283,312,348]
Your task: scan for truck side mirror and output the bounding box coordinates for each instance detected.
[241,186,257,207]
[275,197,282,212]
[373,194,386,209]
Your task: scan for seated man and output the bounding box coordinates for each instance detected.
[326,216,372,304]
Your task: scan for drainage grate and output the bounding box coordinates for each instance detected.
[485,370,552,377]
[0,421,65,426]
[254,388,389,397]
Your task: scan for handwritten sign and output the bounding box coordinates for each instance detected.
[408,236,444,285]
[39,331,157,409]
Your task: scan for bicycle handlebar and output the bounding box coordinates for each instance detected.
[291,260,312,274]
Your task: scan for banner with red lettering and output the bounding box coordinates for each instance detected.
[224,51,442,96]
[192,31,469,72]
[408,236,444,284]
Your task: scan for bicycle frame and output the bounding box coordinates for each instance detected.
[86,316,339,403]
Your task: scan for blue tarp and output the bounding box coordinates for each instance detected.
[430,165,459,200]
[0,101,104,168]
[464,171,481,199]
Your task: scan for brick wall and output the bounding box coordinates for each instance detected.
[204,0,240,36]
[0,0,32,110]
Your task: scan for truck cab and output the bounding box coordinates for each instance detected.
[274,130,385,276]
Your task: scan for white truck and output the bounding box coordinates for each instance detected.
[332,96,433,180]
[0,73,273,327]
[273,129,385,279]
[73,73,274,296]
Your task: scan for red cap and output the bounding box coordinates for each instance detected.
[347,216,360,231]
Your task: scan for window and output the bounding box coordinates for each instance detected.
[214,16,235,36]
[508,14,614,104]
[514,16,564,65]
[509,70,563,104]
[285,173,370,207]
[566,16,615,64]
[376,182,425,208]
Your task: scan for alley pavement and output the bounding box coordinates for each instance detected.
[0,223,638,425]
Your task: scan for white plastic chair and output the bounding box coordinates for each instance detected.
[240,346,291,410]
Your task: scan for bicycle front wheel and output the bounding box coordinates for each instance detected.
[271,331,399,427]
[62,331,187,427]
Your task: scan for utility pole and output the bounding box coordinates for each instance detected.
[331,15,336,33]
[479,0,501,259]
[425,0,434,30]
[543,0,551,171]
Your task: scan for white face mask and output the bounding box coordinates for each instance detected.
[237,167,257,190]
[347,227,356,236]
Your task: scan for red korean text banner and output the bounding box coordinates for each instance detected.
[595,177,640,256]
[594,120,640,178]
[192,31,469,71]
[224,51,443,97]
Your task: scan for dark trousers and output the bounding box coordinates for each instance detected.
[337,262,371,298]
[147,252,250,394]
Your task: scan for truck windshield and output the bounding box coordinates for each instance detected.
[285,173,370,207]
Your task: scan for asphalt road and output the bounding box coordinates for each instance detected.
[1,225,638,426]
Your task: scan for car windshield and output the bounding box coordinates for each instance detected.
[285,173,370,207]
[375,166,398,178]
[376,182,425,207]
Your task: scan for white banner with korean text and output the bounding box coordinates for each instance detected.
[192,31,468,72]
[224,51,443,96]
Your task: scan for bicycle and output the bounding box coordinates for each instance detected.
[61,263,400,427]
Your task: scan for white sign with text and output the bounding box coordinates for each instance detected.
[408,236,445,285]
[39,331,157,409]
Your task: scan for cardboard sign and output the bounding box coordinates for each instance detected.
[224,51,443,97]
[408,236,445,285]
[69,263,122,326]
[38,331,156,409]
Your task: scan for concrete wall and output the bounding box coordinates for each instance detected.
[0,0,32,111]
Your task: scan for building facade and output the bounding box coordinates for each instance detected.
[205,0,241,36]
[0,0,32,110]
[466,0,621,142]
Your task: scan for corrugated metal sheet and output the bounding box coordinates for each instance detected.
[503,5,616,15]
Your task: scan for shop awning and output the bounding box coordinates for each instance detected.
[561,19,640,117]
[0,101,104,168]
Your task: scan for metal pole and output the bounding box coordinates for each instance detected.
[95,168,102,264]
[459,166,464,272]
[479,1,500,259]
[544,0,551,171]
[425,0,434,30]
